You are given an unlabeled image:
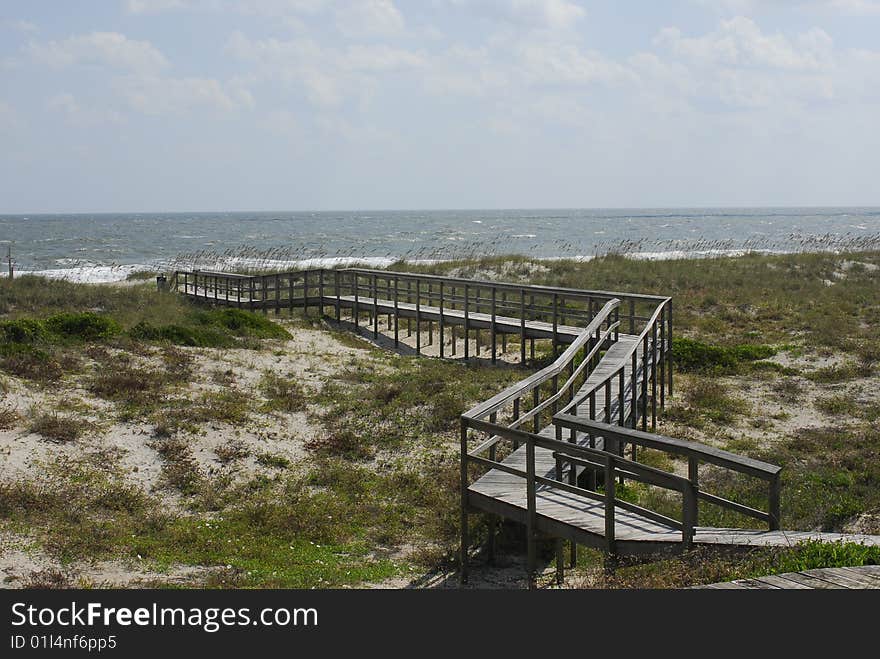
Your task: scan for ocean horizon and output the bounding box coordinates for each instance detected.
[2,206,879,283]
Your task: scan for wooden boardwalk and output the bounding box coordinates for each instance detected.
[171,267,880,587]
[699,565,880,589]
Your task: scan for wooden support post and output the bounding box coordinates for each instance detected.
[520,289,526,366]
[667,300,674,397]
[416,283,421,355]
[552,293,559,358]
[501,291,508,353]
[526,437,537,590]
[318,270,324,318]
[604,454,616,558]
[334,271,341,323]
[631,350,638,429]
[460,421,469,585]
[491,287,497,364]
[641,335,649,432]
[651,320,658,431]
[439,281,445,358]
[554,447,564,585]
[512,397,520,450]
[463,284,470,360]
[372,274,378,339]
[249,277,255,312]
[659,306,666,408]
[769,472,781,531]
[274,274,280,314]
[353,274,359,328]
[393,276,399,348]
[406,280,412,337]
[629,299,636,335]
[303,271,309,316]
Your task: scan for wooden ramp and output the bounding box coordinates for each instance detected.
[699,565,880,589]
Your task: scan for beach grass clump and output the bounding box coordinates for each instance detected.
[215,439,250,464]
[259,372,307,413]
[254,452,291,469]
[807,361,874,383]
[0,344,79,383]
[814,394,860,417]
[0,406,20,430]
[27,411,95,443]
[663,377,749,429]
[151,391,251,437]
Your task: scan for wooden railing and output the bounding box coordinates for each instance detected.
[557,296,672,434]
[553,417,782,532]
[171,267,672,368]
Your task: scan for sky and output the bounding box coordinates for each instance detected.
[1,1,879,213]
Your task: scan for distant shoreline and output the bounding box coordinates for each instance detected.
[4,245,880,284]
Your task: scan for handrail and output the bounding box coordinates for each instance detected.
[342,267,670,302]
[559,296,670,416]
[462,299,620,421]
[552,415,782,530]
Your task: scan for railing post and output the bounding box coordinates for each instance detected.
[630,351,638,429]
[491,287,497,364]
[526,436,537,589]
[651,320,658,431]
[372,274,378,339]
[512,397,520,450]
[667,300,674,397]
[439,281,445,358]
[318,270,325,318]
[274,273,280,315]
[464,284,470,360]
[334,271,341,323]
[519,288,526,366]
[460,419,469,584]
[354,274,359,328]
[659,306,666,408]
[769,472,781,531]
[629,299,635,335]
[552,293,559,358]
[604,454,616,557]
[641,334,649,431]
[416,280,422,355]
[682,482,697,549]
[394,276,399,348]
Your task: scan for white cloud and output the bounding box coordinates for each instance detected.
[449,0,585,30]
[335,0,405,36]
[4,19,39,33]
[516,41,631,85]
[655,17,833,70]
[28,32,169,73]
[117,75,254,115]
[47,93,126,126]
[226,31,423,107]
[825,0,880,13]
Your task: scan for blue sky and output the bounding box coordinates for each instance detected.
[1,1,879,212]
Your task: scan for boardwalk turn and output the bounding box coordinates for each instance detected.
[171,267,880,587]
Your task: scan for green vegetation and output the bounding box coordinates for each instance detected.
[2,252,879,589]
[672,337,777,373]
[27,411,96,443]
[259,372,307,413]
[663,378,749,429]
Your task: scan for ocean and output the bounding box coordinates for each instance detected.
[1,207,879,283]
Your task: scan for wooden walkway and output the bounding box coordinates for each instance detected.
[170,267,880,587]
[700,565,880,589]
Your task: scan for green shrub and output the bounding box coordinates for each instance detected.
[672,337,776,372]
[199,308,291,340]
[45,312,120,341]
[0,318,46,344]
[128,321,235,348]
